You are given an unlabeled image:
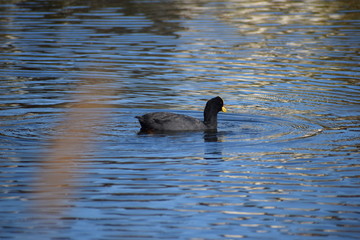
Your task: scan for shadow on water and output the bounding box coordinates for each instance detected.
[136,127,224,158]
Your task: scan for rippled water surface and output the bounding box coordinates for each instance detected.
[1,0,360,239]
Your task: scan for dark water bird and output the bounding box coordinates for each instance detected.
[136,96,226,133]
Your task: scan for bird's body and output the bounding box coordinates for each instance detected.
[136,112,206,132]
[136,96,226,133]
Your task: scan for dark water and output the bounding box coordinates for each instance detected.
[1,0,360,239]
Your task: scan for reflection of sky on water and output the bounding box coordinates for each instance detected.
[0,0,359,239]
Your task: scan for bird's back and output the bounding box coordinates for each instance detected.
[136,112,206,132]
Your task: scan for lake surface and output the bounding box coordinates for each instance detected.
[1,0,359,239]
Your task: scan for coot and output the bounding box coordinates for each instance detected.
[136,96,226,133]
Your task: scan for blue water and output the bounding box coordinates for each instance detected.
[1,0,359,239]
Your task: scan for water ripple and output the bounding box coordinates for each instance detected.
[1,1,360,239]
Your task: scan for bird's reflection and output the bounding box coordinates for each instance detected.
[203,129,219,142]
[203,130,224,160]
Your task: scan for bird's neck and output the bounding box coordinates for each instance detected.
[203,108,218,128]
